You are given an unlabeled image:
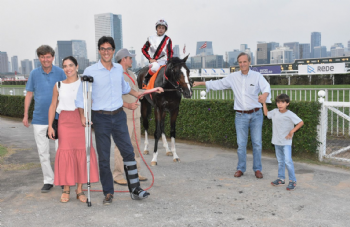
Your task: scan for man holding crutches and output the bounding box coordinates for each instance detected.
[76,36,162,205]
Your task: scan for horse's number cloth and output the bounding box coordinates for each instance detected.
[146,65,166,90]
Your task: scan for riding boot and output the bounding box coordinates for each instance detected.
[124,161,150,200]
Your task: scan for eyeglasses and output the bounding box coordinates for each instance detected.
[99,47,114,52]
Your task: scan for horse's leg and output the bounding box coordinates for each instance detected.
[141,99,150,155]
[151,107,162,166]
[170,107,180,162]
[159,110,172,156]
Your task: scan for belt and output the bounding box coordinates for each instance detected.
[236,108,261,114]
[93,107,123,115]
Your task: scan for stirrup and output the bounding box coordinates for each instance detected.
[130,186,150,200]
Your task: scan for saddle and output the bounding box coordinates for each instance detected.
[142,65,166,90]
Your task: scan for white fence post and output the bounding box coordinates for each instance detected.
[200,90,207,99]
[318,90,326,161]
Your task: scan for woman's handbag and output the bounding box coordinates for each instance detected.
[46,119,58,139]
[46,81,61,140]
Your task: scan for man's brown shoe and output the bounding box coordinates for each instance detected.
[139,175,148,181]
[234,170,244,177]
[114,178,127,185]
[255,170,263,179]
[103,193,113,205]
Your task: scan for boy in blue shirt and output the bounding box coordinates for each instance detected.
[263,94,304,190]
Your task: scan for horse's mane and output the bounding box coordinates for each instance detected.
[165,57,188,81]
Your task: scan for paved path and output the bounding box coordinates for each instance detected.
[0,116,350,227]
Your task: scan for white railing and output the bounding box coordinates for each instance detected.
[192,88,350,102]
[0,87,27,96]
[318,91,350,162]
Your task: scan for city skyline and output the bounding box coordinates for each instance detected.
[0,0,349,67]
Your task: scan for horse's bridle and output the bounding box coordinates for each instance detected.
[163,65,193,93]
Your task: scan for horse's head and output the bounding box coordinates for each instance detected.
[165,55,193,98]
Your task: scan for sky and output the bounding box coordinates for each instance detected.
[1,0,349,65]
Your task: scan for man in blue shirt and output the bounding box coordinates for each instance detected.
[76,36,162,205]
[23,45,66,193]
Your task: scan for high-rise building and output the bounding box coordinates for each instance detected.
[244,48,254,65]
[270,42,280,51]
[196,41,213,56]
[76,57,89,72]
[21,59,33,75]
[72,40,88,59]
[0,51,9,73]
[348,40,350,49]
[8,61,11,72]
[313,46,327,58]
[173,45,180,58]
[256,42,273,64]
[331,47,345,57]
[11,56,19,73]
[205,55,223,68]
[33,59,41,68]
[227,49,241,66]
[330,43,344,50]
[129,49,137,69]
[311,32,321,58]
[57,41,73,67]
[94,13,123,61]
[270,47,293,64]
[54,46,59,66]
[299,44,310,59]
[240,44,248,52]
[284,42,299,60]
[190,56,202,69]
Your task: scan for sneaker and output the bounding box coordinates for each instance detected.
[103,193,113,205]
[130,186,150,200]
[271,179,285,186]
[286,181,296,191]
[41,184,53,193]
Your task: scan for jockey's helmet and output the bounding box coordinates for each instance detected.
[155,19,168,31]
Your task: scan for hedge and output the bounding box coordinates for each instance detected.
[0,95,34,118]
[143,99,321,156]
[0,94,321,156]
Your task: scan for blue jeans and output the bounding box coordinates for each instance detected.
[92,110,135,195]
[235,108,263,172]
[275,145,296,182]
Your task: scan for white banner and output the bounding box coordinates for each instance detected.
[201,68,230,77]
[298,63,345,74]
[189,69,200,77]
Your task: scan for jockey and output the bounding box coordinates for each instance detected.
[142,19,173,86]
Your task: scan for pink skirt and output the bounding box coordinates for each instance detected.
[54,109,99,186]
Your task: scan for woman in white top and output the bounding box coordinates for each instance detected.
[48,56,99,203]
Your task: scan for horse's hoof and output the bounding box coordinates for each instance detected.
[166,151,173,156]
[173,158,180,162]
[151,161,157,166]
[143,150,149,155]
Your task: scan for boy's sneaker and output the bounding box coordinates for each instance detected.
[286,181,297,191]
[271,179,285,186]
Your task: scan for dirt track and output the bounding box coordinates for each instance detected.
[1,116,350,227]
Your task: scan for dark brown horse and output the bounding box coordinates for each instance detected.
[136,56,192,166]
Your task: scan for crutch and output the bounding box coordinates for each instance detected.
[82,75,93,207]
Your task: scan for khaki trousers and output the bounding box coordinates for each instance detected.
[113,118,142,181]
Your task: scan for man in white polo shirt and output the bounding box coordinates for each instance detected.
[193,52,271,179]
